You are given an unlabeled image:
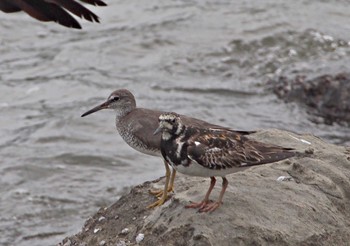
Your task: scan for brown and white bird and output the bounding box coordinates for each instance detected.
[154,112,296,212]
[0,0,106,29]
[81,89,253,208]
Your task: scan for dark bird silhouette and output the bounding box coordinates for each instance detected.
[0,0,107,29]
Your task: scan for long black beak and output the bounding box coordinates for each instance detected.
[81,100,110,117]
[153,126,162,135]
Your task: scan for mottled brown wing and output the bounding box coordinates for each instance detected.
[243,140,296,165]
[187,131,251,170]
[187,130,295,170]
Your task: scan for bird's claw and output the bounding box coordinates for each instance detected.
[147,195,168,209]
[149,187,174,198]
[198,202,221,213]
[149,188,163,198]
[185,200,221,213]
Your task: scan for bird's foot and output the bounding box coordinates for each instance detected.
[149,187,174,198]
[185,200,221,213]
[149,188,163,198]
[147,194,169,209]
[198,201,222,213]
[185,200,210,210]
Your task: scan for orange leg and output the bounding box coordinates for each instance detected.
[185,177,216,210]
[199,177,228,213]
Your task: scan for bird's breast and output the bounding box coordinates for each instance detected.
[163,138,189,167]
[116,123,160,157]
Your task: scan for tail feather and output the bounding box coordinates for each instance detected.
[257,150,296,165]
[244,141,296,166]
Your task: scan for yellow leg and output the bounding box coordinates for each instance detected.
[147,160,170,208]
[149,161,175,197]
[168,168,176,193]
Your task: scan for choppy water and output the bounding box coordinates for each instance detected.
[1,1,350,245]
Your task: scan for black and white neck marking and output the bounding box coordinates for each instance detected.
[158,113,185,141]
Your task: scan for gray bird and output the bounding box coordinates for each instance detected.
[154,112,296,212]
[81,89,253,208]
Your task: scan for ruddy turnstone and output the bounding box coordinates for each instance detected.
[81,89,253,208]
[154,112,296,212]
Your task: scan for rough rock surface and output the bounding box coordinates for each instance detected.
[270,73,350,126]
[58,129,350,246]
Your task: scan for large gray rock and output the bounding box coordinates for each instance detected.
[270,73,350,126]
[59,129,350,246]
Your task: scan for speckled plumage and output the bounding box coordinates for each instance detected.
[81,89,253,208]
[156,112,296,212]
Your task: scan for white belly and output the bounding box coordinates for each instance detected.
[173,161,242,178]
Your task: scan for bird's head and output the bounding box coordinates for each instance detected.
[154,112,184,137]
[81,89,136,118]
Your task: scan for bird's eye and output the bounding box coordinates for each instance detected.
[171,118,176,123]
[112,96,119,101]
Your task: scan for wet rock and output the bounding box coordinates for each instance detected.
[270,73,350,126]
[58,129,350,246]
